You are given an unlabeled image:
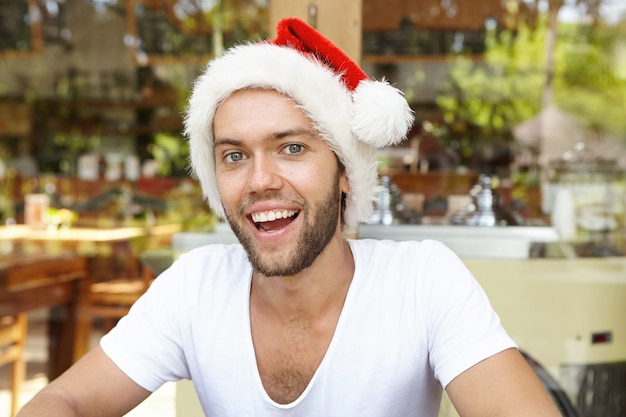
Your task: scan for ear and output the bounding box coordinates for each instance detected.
[340,171,351,194]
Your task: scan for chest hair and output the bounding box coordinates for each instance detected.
[252,317,336,404]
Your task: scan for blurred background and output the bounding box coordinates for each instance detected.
[0,1,625,417]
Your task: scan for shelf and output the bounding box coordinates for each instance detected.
[49,124,181,136]
[38,97,177,111]
[362,54,485,64]
[33,96,183,138]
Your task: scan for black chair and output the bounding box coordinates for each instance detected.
[561,360,626,417]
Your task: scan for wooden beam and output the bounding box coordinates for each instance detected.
[269,0,363,63]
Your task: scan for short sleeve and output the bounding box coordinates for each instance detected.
[100,258,191,392]
[417,240,517,388]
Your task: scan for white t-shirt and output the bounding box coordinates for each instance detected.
[101,239,515,417]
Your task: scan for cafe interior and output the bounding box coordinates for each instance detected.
[1,0,625,416]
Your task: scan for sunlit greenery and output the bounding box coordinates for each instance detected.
[133,0,268,58]
[554,21,626,135]
[151,132,189,177]
[437,10,626,140]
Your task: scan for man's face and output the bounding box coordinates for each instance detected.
[213,89,350,277]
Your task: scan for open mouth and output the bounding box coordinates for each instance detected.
[251,209,299,232]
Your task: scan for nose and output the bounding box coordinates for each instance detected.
[245,154,284,194]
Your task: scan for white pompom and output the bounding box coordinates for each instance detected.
[351,80,414,148]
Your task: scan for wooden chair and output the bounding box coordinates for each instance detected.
[72,254,155,362]
[0,313,28,417]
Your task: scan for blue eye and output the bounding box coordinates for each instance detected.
[225,152,244,163]
[284,144,304,155]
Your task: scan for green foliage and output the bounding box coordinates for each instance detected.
[436,24,546,135]
[553,22,626,135]
[163,179,217,232]
[151,132,189,177]
[437,13,626,139]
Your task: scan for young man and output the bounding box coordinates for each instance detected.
[18,18,561,417]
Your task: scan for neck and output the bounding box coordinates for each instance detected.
[250,236,354,321]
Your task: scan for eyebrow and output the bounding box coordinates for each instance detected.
[214,127,319,147]
[214,138,242,148]
[273,127,318,140]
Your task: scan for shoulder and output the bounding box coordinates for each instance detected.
[347,238,469,297]
[176,243,249,267]
[348,238,480,306]
[153,243,251,292]
[349,238,462,269]
[349,237,454,252]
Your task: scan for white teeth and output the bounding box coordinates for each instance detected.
[251,210,297,223]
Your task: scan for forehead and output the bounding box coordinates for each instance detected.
[212,88,344,165]
[218,88,297,112]
[213,88,318,138]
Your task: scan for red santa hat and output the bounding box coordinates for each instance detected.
[185,17,413,233]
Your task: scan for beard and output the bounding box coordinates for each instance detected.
[225,173,342,277]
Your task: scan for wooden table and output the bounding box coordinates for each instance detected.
[0,223,181,378]
[0,252,86,380]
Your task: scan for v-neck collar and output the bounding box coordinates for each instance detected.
[243,239,361,408]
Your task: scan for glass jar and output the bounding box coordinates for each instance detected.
[542,157,625,254]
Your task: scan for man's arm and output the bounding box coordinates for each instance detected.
[446,348,562,417]
[17,346,151,417]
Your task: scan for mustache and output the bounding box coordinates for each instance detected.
[235,191,306,217]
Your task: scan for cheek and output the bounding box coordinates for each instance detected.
[215,172,237,205]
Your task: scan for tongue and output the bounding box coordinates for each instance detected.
[259,217,294,232]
